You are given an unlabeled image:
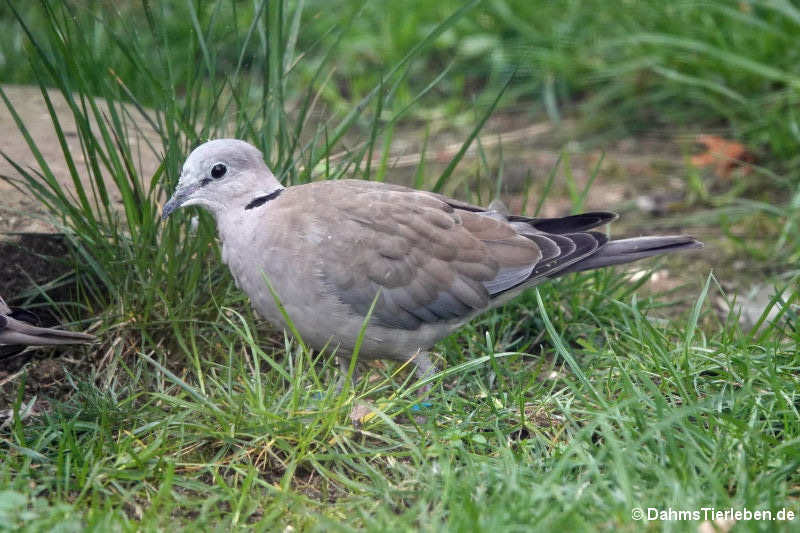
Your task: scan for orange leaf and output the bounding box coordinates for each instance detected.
[690,134,753,180]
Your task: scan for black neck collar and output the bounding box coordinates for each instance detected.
[244,188,283,210]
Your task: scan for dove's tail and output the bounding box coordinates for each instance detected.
[559,235,703,275]
[0,314,95,346]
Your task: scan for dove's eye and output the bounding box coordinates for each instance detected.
[211,163,227,179]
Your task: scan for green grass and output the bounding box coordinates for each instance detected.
[1,0,799,531]
[4,0,800,162]
[2,273,798,531]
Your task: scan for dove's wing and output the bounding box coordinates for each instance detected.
[298,181,611,330]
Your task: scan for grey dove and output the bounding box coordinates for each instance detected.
[0,294,94,355]
[163,139,702,385]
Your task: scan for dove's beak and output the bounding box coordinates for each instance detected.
[162,183,199,220]
[162,194,182,220]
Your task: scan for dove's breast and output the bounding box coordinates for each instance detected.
[214,189,461,360]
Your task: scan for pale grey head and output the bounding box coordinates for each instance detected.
[162,139,283,219]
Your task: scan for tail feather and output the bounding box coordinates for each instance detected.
[558,235,703,275]
[510,211,619,233]
[1,314,95,345]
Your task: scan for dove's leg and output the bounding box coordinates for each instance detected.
[413,350,437,396]
[335,354,361,394]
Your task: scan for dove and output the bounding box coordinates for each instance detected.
[163,139,702,386]
[0,294,94,357]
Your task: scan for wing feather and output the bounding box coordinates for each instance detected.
[306,181,613,330]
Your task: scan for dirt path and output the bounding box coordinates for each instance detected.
[0,85,163,234]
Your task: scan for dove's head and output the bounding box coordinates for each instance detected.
[162,139,283,220]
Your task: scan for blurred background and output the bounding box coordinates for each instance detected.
[1,0,797,290]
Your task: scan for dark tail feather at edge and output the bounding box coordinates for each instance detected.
[0,315,95,346]
[558,235,703,275]
[510,211,619,233]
